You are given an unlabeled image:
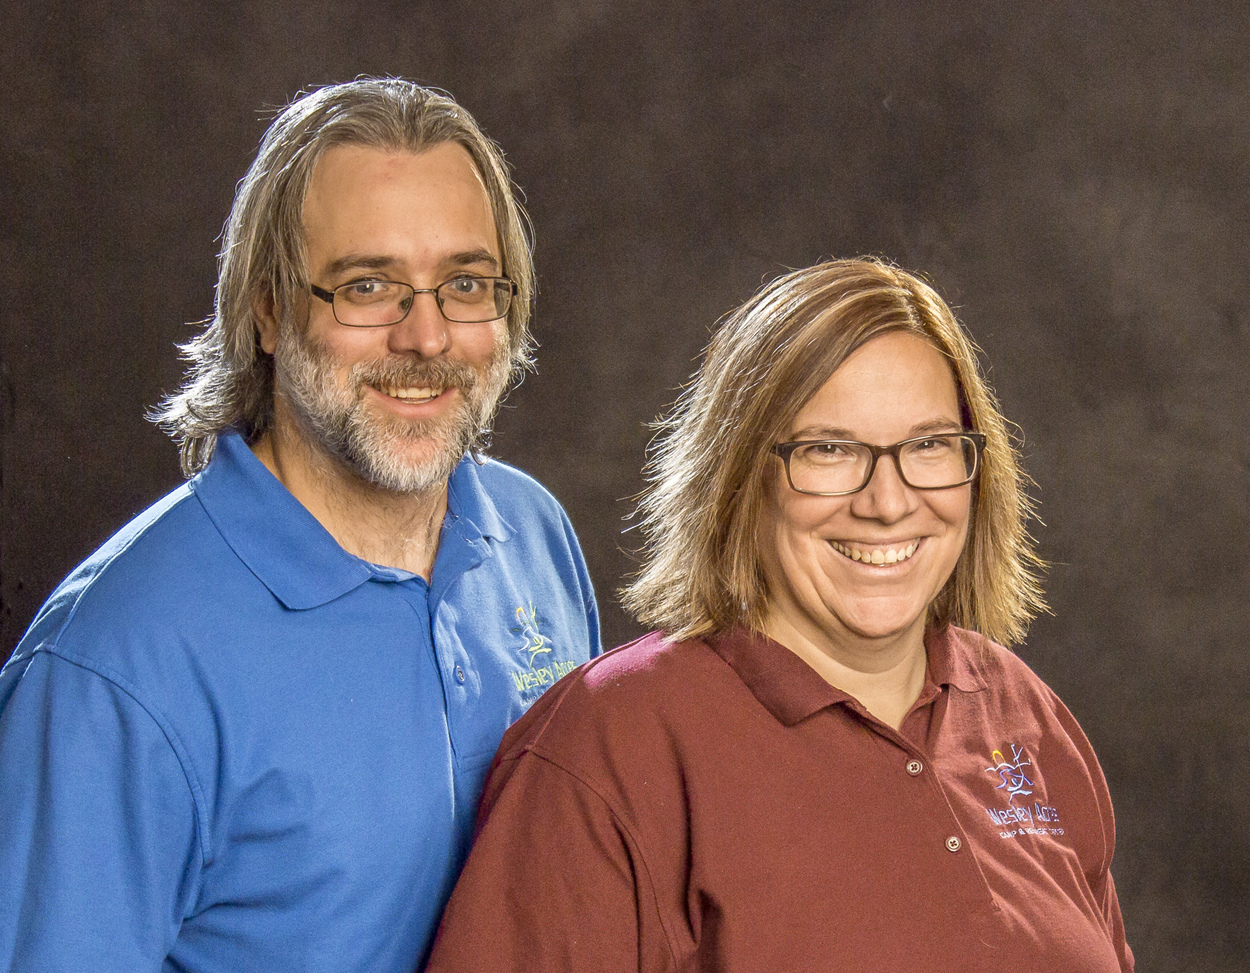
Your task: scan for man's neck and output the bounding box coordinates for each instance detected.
[250,426,449,581]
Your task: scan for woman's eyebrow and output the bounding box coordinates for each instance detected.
[788,425,858,441]
[788,418,964,441]
[909,418,965,435]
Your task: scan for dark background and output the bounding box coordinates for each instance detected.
[2,2,1246,968]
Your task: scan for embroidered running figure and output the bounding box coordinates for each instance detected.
[515,603,553,667]
[986,744,1034,804]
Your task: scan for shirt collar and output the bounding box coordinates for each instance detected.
[707,624,988,727]
[191,432,512,611]
[429,454,515,606]
[925,624,990,695]
[443,452,514,546]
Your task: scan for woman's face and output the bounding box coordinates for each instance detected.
[759,331,972,657]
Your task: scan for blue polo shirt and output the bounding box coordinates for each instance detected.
[0,432,600,973]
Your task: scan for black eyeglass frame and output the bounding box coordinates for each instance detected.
[309,277,518,327]
[771,432,987,496]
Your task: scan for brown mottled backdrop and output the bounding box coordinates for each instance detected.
[2,2,1246,967]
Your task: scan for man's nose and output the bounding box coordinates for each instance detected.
[387,291,450,358]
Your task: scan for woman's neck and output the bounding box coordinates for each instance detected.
[760,612,928,731]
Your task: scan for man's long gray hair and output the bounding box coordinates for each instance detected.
[152,78,535,476]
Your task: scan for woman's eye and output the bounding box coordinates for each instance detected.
[802,443,855,464]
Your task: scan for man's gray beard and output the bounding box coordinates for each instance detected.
[273,325,510,495]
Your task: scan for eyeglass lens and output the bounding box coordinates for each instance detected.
[788,435,979,494]
[333,278,511,326]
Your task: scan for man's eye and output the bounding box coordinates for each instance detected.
[340,281,397,304]
[445,277,486,297]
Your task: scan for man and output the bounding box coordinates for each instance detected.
[0,79,600,972]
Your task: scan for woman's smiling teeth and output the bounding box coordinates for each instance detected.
[830,539,920,565]
[376,384,442,402]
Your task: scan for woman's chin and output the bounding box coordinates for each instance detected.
[822,600,930,648]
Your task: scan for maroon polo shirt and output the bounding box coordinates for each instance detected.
[426,626,1133,972]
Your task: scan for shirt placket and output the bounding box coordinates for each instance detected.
[426,517,491,762]
[857,701,1005,941]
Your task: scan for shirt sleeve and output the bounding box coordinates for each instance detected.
[1095,859,1135,971]
[0,650,201,972]
[1049,685,1135,972]
[425,751,674,973]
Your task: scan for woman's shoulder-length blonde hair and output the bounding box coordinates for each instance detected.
[621,257,1046,646]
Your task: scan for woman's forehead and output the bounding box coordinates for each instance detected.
[789,332,962,439]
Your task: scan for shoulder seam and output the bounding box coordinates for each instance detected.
[511,748,684,968]
[34,647,212,867]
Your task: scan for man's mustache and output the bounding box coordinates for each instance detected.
[348,355,480,395]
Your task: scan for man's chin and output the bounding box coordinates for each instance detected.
[345,432,468,495]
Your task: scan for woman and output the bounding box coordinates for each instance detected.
[426,259,1133,972]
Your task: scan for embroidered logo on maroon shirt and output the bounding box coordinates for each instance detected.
[983,744,1064,838]
[987,744,1034,803]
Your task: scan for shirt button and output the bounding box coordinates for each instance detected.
[454,665,466,684]
[945,836,962,853]
[905,758,924,776]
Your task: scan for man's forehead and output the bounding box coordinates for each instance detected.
[300,141,501,269]
[305,142,488,207]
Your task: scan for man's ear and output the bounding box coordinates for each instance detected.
[255,288,281,355]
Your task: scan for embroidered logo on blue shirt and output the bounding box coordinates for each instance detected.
[509,603,578,693]
[983,743,1064,839]
[515,603,554,666]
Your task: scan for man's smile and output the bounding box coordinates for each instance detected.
[374,383,445,403]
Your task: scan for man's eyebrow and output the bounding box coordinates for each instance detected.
[320,254,397,278]
[445,249,500,271]
[318,250,501,280]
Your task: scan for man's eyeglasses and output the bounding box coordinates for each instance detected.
[772,433,986,496]
[309,277,517,327]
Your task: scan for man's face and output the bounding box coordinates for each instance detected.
[265,142,511,494]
